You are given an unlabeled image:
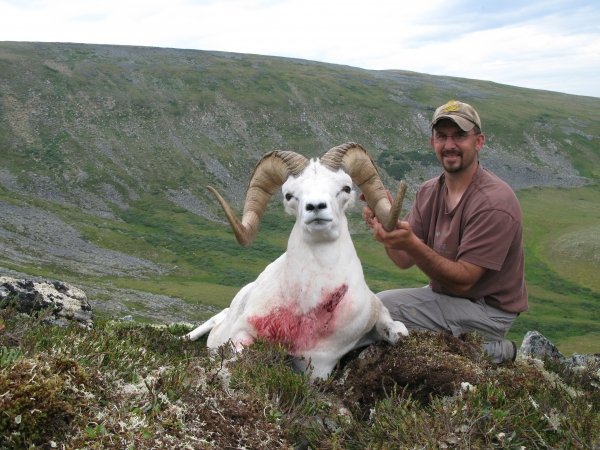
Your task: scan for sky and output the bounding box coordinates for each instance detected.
[1,0,599,98]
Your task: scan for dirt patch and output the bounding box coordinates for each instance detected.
[327,331,488,418]
[179,389,291,448]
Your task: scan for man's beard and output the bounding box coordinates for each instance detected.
[442,151,464,173]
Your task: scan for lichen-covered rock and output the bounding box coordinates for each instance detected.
[567,352,600,370]
[518,330,564,360]
[0,277,92,328]
[519,330,600,372]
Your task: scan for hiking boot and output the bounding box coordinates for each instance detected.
[509,340,517,362]
[484,339,517,363]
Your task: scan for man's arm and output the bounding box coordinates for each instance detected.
[384,246,415,269]
[371,219,486,297]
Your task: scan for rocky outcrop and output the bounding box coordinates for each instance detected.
[0,200,168,278]
[519,330,600,370]
[519,330,564,360]
[0,277,92,328]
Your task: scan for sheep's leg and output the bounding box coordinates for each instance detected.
[375,302,409,344]
[230,330,255,351]
[184,308,229,341]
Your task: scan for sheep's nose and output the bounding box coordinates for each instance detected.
[306,202,327,212]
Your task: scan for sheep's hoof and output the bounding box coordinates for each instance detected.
[384,321,409,344]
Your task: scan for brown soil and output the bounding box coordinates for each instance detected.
[325,331,488,418]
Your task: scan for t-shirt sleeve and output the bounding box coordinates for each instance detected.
[457,209,518,271]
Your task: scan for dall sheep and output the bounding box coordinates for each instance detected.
[186,142,408,379]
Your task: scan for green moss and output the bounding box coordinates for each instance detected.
[0,355,93,447]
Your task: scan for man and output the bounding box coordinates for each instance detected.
[364,100,528,363]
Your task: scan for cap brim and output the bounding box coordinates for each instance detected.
[431,115,475,132]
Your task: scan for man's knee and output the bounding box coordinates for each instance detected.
[376,290,398,309]
[376,289,416,322]
[376,288,438,329]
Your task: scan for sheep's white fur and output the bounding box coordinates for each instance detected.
[186,157,408,379]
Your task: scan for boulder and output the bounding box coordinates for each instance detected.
[519,330,564,360]
[519,330,600,371]
[0,276,92,328]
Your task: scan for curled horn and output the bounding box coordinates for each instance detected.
[321,142,407,232]
[208,151,309,246]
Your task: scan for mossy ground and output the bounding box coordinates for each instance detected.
[1,308,598,449]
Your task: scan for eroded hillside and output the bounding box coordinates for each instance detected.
[0,42,599,339]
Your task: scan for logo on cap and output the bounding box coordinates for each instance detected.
[442,100,460,113]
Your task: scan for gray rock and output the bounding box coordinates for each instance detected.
[519,330,600,372]
[0,276,93,328]
[518,330,564,360]
[566,352,600,371]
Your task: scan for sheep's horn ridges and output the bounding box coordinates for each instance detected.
[210,150,309,246]
[322,142,405,231]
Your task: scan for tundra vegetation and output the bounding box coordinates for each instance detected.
[1,306,599,448]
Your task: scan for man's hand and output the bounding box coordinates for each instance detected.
[371,219,415,250]
[359,190,486,297]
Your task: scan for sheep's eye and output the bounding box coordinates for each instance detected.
[285,193,294,201]
[342,186,351,194]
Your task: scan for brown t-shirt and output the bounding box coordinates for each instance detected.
[406,164,528,313]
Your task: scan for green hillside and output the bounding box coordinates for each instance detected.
[0,41,599,353]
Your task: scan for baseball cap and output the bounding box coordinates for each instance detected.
[431,100,482,131]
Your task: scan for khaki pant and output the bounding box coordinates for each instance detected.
[377,286,517,363]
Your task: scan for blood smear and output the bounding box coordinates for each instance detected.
[249,284,348,352]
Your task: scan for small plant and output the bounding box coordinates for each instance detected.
[0,346,22,367]
[229,340,315,412]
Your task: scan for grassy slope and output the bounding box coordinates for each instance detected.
[511,184,600,354]
[2,182,599,355]
[2,42,599,199]
[2,313,598,448]
[1,42,599,354]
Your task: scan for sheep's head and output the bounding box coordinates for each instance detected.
[281,160,355,242]
[208,142,406,246]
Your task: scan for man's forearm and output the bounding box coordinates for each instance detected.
[373,219,484,295]
[386,247,415,269]
[403,237,484,296]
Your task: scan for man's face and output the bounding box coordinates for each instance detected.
[430,120,484,174]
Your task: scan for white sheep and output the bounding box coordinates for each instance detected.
[185,142,408,379]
